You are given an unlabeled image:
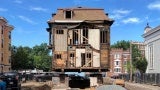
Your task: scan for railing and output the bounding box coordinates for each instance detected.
[118,73,160,86]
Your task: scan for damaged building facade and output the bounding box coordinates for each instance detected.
[47,7,114,72]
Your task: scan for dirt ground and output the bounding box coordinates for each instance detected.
[21,81,93,90]
[21,81,53,90]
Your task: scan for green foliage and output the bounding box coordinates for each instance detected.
[11,43,52,71]
[11,46,30,70]
[111,40,130,50]
[135,57,148,73]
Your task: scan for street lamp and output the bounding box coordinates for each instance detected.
[130,41,133,82]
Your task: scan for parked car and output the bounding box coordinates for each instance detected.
[33,72,54,82]
[2,72,21,90]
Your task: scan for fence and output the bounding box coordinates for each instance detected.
[118,73,160,86]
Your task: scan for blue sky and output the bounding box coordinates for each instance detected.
[1,0,160,47]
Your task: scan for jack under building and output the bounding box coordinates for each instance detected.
[46,7,114,72]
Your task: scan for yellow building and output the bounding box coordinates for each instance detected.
[0,17,14,72]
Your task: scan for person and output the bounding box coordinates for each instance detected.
[0,75,6,90]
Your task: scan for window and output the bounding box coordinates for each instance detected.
[87,53,91,58]
[55,54,62,59]
[9,31,11,39]
[73,30,79,45]
[65,10,72,19]
[70,53,75,67]
[82,26,88,44]
[81,53,85,66]
[1,26,3,34]
[114,68,121,73]
[148,44,154,69]
[114,54,120,59]
[56,30,64,34]
[1,53,3,62]
[100,28,107,43]
[9,43,11,51]
[115,61,119,66]
[1,39,3,48]
[70,53,74,57]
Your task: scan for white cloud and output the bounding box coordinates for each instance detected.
[30,7,48,12]
[110,14,123,19]
[0,8,7,12]
[113,9,131,14]
[14,0,23,4]
[122,17,140,24]
[148,1,160,10]
[110,9,131,19]
[18,15,37,24]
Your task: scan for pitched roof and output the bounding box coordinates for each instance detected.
[48,7,113,23]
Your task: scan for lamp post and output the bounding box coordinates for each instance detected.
[130,41,133,82]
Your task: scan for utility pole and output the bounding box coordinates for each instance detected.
[130,40,133,82]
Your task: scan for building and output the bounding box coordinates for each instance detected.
[0,17,14,72]
[142,23,160,73]
[131,41,145,57]
[46,7,114,72]
[108,48,130,76]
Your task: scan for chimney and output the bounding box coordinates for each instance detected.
[52,13,56,17]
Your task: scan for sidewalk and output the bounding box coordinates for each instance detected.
[125,82,160,90]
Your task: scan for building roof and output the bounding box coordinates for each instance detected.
[142,25,160,38]
[48,7,113,23]
[0,17,8,23]
[0,16,14,30]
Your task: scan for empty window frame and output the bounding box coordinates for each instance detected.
[73,30,79,45]
[82,26,88,44]
[56,29,64,34]
[65,10,72,19]
[86,53,92,67]
[100,29,107,43]
[81,53,85,66]
[55,54,62,59]
[70,53,75,67]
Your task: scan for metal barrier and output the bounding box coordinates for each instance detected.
[119,73,160,86]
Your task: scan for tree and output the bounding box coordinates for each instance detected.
[11,46,30,70]
[135,57,147,73]
[111,40,130,50]
[32,43,52,71]
[11,43,52,71]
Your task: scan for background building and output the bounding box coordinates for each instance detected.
[131,41,145,57]
[108,48,130,77]
[46,7,114,72]
[143,23,160,73]
[0,17,13,72]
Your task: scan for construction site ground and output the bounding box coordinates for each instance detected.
[21,81,91,90]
